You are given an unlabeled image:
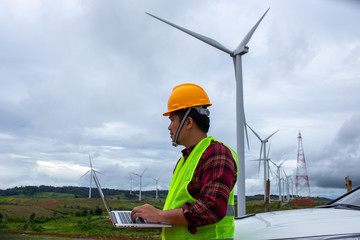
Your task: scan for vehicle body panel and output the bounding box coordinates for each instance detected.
[234,207,360,239]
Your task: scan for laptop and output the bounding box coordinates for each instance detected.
[92,171,172,228]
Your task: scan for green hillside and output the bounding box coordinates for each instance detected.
[0,186,330,239]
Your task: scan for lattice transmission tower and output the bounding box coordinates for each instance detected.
[294,132,313,206]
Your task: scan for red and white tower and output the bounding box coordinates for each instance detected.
[294,131,313,207]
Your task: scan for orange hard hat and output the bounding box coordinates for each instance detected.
[163,83,212,116]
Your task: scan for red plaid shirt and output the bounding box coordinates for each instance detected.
[175,140,237,234]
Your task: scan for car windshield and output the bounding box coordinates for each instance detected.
[328,187,360,208]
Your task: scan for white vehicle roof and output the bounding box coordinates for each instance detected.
[234,186,360,239]
[234,207,360,239]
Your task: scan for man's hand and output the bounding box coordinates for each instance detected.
[132,204,188,226]
[131,204,162,223]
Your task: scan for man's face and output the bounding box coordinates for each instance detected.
[168,112,180,143]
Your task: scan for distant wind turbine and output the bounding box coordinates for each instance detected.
[131,169,147,201]
[146,8,269,216]
[82,154,101,198]
[270,159,287,201]
[129,174,134,194]
[290,176,295,199]
[152,177,160,199]
[247,124,279,200]
[282,169,291,202]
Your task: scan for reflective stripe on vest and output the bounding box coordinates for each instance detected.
[162,136,238,240]
[226,205,235,217]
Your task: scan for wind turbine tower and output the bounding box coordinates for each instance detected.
[146,9,269,216]
[131,169,146,201]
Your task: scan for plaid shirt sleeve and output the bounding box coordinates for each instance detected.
[181,140,237,234]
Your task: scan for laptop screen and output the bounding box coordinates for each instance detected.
[92,171,111,214]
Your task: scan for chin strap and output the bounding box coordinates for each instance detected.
[172,107,192,147]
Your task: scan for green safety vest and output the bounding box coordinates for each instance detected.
[162,136,238,240]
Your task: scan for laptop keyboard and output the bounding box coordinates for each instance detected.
[113,211,146,225]
[119,211,133,224]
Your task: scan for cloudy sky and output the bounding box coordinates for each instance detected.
[0,0,359,199]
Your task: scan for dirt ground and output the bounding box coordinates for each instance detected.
[1,231,159,240]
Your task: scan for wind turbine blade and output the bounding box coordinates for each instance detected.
[268,162,273,176]
[130,172,141,177]
[250,158,262,162]
[82,170,90,177]
[146,12,233,55]
[269,166,277,178]
[249,158,262,176]
[267,141,272,158]
[257,159,262,177]
[89,155,93,169]
[282,168,288,178]
[247,124,262,141]
[244,115,250,150]
[279,159,287,167]
[233,8,270,55]
[232,56,237,74]
[94,170,104,175]
[269,159,276,167]
[141,168,147,176]
[264,129,279,142]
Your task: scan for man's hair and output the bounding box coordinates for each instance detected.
[174,107,210,133]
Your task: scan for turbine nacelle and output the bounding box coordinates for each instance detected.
[232,46,249,57]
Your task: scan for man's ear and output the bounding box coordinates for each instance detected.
[185,117,193,130]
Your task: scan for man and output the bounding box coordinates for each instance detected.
[131,83,238,240]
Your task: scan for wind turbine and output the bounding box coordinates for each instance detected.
[247,124,279,200]
[270,159,287,201]
[131,169,147,201]
[282,169,291,202]
[146,8,269,216]
[290,176,295,199]
[82,154,101,198]
[153,177,160,199]
[129,174,133,194]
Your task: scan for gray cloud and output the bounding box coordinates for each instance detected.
[309,115,360,189]
[0,0,359,199]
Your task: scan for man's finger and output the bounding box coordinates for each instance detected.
[131,211,140,222]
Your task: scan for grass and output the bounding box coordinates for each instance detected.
[0,193,164,239]
[0,193,329,239]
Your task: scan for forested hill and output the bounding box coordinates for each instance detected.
[0,185,168,199]
[0,186,331,202]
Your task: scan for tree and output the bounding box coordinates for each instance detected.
[94,206,103,216]
[29,213,35,222]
